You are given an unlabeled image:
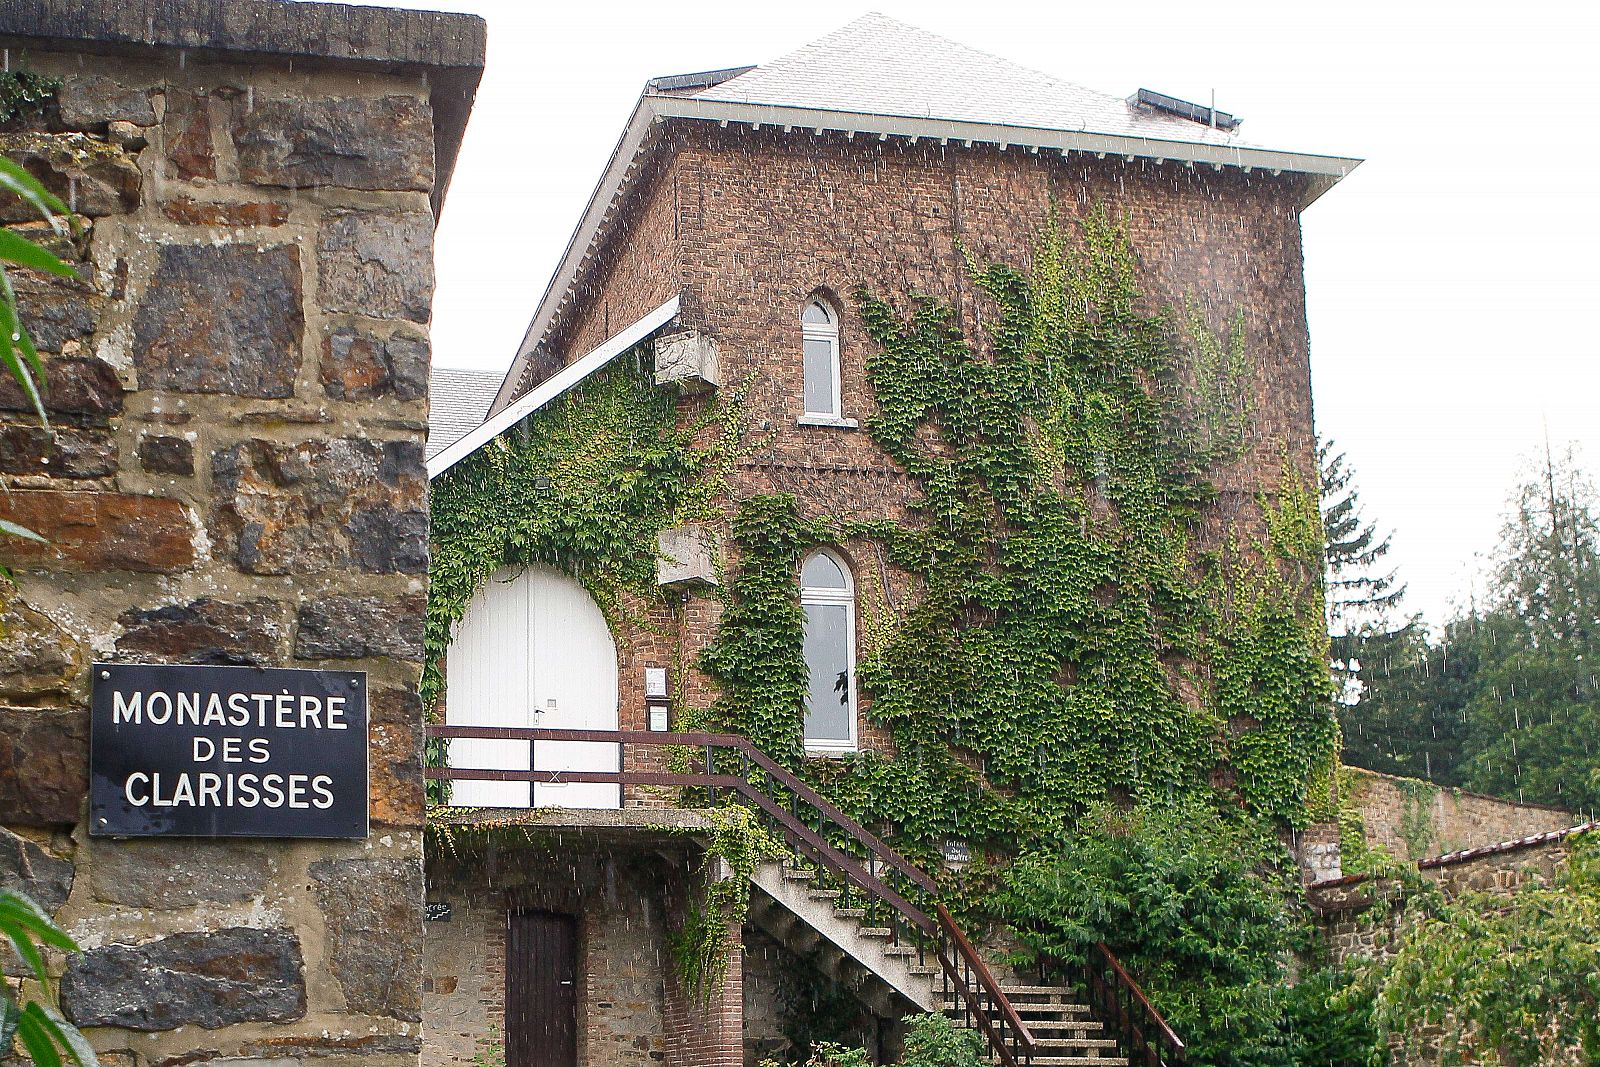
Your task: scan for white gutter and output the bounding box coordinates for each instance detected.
[430,295,681,479]
[492,93,1362,416]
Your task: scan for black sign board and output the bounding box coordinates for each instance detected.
[90,662,368,839]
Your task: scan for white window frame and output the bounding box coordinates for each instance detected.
[800,548,858,754]
[801,298,843,421]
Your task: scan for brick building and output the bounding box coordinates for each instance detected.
[425,14,1358,1067]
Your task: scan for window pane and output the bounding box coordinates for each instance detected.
[803,301,833,325]
[804,336,836,414]
[802,552,847,590]
[803,602,852,743]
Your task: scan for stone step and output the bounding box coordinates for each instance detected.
[1027,1020,1106,1035]
[857,927,893,940]
[945,1000,1093,1018]
[835,907,867,918]
[1034,1038,1120,1051]
[1030,1058,1127,1066]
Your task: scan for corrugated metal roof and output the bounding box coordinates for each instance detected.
[428,366,500,461]
[689,13,1257,150]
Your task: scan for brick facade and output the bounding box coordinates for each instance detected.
[507,119,1321,759]
[442,99,1332,1067]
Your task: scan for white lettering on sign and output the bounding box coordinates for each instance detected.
[122,771,337,809]
[104,688,354,728]
[92,663,366,839]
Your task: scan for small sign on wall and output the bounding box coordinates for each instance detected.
[90,662,369,839]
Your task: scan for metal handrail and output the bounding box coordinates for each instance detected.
[1040,940,1185,1067]
[426,725,1037,1065]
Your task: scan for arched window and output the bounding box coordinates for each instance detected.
[800,549,857,752]
[802,298,841,420]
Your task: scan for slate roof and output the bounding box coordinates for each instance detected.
[489,13,1360,416]
[688,13,1253,150]
[428,366,500,461]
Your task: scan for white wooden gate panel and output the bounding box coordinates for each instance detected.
[445,566,620,809]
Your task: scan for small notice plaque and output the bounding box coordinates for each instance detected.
[90,662,369,839]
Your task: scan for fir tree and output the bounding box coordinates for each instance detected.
[1458,447,1599,814]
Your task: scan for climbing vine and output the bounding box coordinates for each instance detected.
[701,208,1336,857]
[425,351,740,713]
[0,65,60,125]
[667,805,786,1003]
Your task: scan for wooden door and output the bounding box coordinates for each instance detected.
[506,910,577,1067]
[445,565,619,808]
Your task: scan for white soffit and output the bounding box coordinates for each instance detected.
[430,294,681,479]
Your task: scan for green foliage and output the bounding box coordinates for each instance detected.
[0,67,60,124]
[701,208,1335,862]
[0,890,98,1067]
[1279,965,1384,1067]
[0,154,78,557]
[1394,777,1438,860]
[1456,450,1599,814]
[0,156,76,431]
[1372,833,1600,1065]
[1339,448,1599,816]
[759,1042,870,1067]
[425,354,740,793]
[995,798,1307,1067]
[667,806,786,1002]
[762,1014,983,1067]
[899,1012,986,1067]
[698,496,830,765]
[1336,620,1473,786]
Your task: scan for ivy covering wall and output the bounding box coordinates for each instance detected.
[699,209,1336,859]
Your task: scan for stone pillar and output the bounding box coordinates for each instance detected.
[0,5,482,1067]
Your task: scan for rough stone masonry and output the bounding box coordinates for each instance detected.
[0,5,483,1067]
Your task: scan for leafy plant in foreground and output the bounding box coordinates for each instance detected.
[995,797,1307,1067]
[0,889,97,1067]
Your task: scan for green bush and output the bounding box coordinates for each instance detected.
[995,797,1307,1067]
[1372,838,1600,1066]
[900,1013,985,1067]
[1280,965,1383,1067]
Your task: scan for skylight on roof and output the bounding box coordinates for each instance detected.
[1134,88,1241,131]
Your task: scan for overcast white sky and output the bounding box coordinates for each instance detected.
[350,0,1599,626]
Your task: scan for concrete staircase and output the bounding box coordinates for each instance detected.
[748,861,1128,1065]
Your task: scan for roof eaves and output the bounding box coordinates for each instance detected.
[434,294,682,479]
[493,95,1362,413]
[657,96,1361,186]
[647,66,756,94]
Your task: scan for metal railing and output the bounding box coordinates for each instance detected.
[1039,941,1186,1066]
[426,726,1038,1066]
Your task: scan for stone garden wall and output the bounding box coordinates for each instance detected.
[0,5,482,1067]
[1344,767,1574,863]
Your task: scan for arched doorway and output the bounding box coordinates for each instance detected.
[445,565,620,809]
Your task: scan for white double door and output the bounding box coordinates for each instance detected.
[445,565,620,809]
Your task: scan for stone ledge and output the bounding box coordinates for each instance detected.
[0,0,484,71]
[0,0,486,213]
